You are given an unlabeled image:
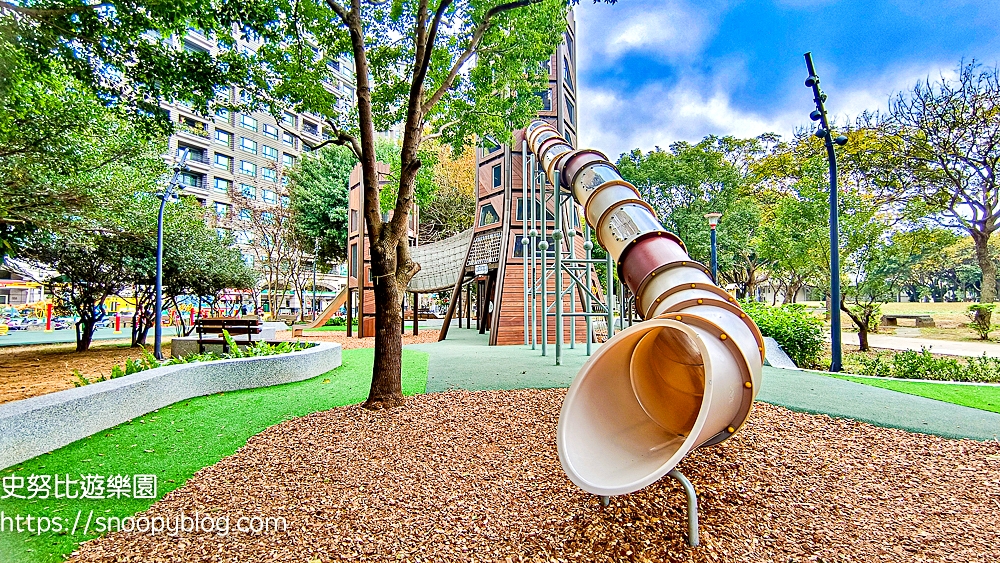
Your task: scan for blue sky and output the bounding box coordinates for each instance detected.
[575,0,1000,159]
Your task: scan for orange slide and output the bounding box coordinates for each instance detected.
[304,287,349,329]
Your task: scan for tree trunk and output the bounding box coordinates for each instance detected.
[365,241,405,409]
[76,315,96,352]
[857,325,869,352]
[973,232,996,327]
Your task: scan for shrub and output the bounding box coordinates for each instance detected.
[741,301,824,368]
[967,303,995,340]
[848,347,1000,383]
[73,332,313,385]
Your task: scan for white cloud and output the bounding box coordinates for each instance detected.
[576,0,718,66]
[577,62,963,161]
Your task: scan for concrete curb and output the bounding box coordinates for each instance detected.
[0,342,342,470]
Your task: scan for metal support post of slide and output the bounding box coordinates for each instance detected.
[540,166,548,357]
[667,470,700,547]
[567,203,576,350]
[522,141,530,346]
[606,251,614,340]
[584,221,593,356]
[554,169,563,366]
[530,154,538,350]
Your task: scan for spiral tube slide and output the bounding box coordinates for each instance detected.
[525,121,765,497]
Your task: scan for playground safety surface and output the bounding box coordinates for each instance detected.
[69,389,999,563]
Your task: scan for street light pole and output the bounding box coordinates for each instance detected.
[704,212,722,284]
[804,52,848,372]
[154,148,189,360]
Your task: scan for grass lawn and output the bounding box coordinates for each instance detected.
[0,348,429,563]
[833,375,1000,414]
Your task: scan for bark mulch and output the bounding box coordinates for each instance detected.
[289,329,442,350]
[70,389,1000,562]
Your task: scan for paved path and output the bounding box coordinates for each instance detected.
[832,331,999,357]
[0,328,133,347]
[408,331,1000,441]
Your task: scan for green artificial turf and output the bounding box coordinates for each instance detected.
[833,375,1000,414]
[0,348,428,563]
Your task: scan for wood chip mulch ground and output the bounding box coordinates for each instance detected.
[290,329,442,350]
[70,389,999,562]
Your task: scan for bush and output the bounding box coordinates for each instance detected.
[73,332,314,386]
[967,303,995,340]
[848,347,1000,383]
[324,316,357,327]
[741,301,824,368]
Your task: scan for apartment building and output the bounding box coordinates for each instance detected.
[163,30,357,254]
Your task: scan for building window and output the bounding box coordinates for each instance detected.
[214,153,232,171]
[350,209,358,231]
[240,160,256,176]
[215,107,231,122]
[479,203,499,226]
[262,123,278,140]
[302,120,318,135]
[281,111,297,127]
[178,145,205,162]
[262,145,278,160]
[261,167,277,182]
[240,183,256,199]
[239,208,252,221]
[239,114,257,132]
[537,89,551,111]
[262,189,276,204]
[179,172,200,188]
[282,132,297,148]
[214,129,232,147]
[214,178,231,193]
[541,58,551,75]
[350,244,358,278]
[282,153,295,167]
[280,195,289,208]
[261,211,274,224]
[492,164,502,189]
[327,58,340,72]
[565,98,576,125]
[235,230,253,245]
[563,57,574,92]
[239,137,257,154]
[214,202,230,218]
[515,198,555,222]
[302,143,312,153]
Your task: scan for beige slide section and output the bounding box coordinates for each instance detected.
[304,286,349,329]
[524,121,764,497]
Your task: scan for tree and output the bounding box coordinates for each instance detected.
[885,61,1000,326]
[287,145,356,265]
[0,39,164,259]
[227,164,309,320]
[418,141,477,242]
[616,137,765,296]
[25,229,141,351]
[8,0,607,408]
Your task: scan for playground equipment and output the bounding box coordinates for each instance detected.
[524,120,764,543]
[304,286,349,330]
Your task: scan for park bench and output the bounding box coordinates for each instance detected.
[880,314,935,328]
[195,318,262,353]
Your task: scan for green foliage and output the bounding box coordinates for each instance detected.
[375,139,439,212]
[967,303,995,340]
[73,337,313,385]
[287,145,355,264]
[741,301,824,368]
[848,347,1000,383]
[0,40,166,259]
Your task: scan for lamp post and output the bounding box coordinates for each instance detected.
[804,52,848,372]
[154,148,189,360]
[704,212,722,284]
